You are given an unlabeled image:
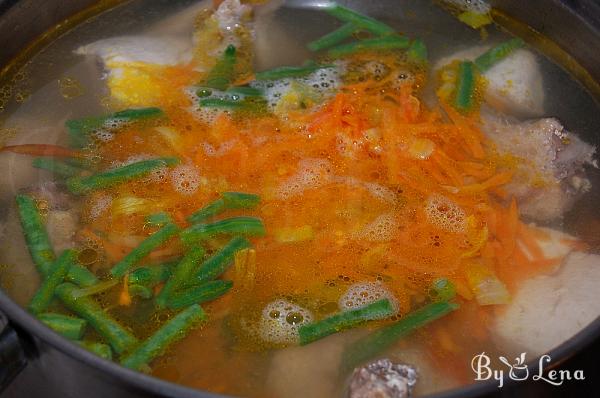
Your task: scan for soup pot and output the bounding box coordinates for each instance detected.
[0,0,599,397]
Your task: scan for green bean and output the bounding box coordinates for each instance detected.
[28,250,76,314]
[324,3,395,36]
[167,280,233,310]
[188,199,226,223]
[128,261,177,287]
[226,86,263,97]
[56,283,138,354]
[110,223,180,278]
[299,299,395,346]
[32,157,84,177]
[328,35,410,57]
[66,107,165,148]
[37,312,87,340]
[16,194,98,287]
[120,304,207,370]
[67,157,180,194]
[255,64,335,81]
[222,192,261,209]
[203,45,237,90]
[474,38,525,73]
[198,98,246,109]
[431,278,456,302]
[16,194,55,274]
[65,264,99,288]
[193,236,251,282]
[145,212,173,227]
[454,61,476,112]
[407,39,428,64]
[77,341,113,360]
[188,192,261,224]
[71,279,119,298]
[129,284,153,299]
[181,217,264,245]
[308,22,358,51]
[342,301,459,370]
[155,247,206,309]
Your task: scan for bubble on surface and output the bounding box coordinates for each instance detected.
[170,164,201,195]
[275,158,333,200]
[89,194,112,219]
[259,299,313,345]
[424,194,466,233]
[356,213,399,242]
[338,281,399,317]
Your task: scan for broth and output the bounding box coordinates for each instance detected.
[1,1,600,397]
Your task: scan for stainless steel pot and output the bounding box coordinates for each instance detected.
[0,1,599,397]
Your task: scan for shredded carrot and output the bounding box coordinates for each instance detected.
[118,274,132,306]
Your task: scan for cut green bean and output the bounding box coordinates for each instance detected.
[324,3,395,36]
[193,236,251,282]
[198,98,246,109]
[67,157,179,194]
[407,39,428,64]
[328,35,410,57]
[454,61,476,112]
[222,192,261,209]
[299,299,395,345]
[431,278,456,302]
[128,261,177,287]
[188,199,226,223]
[78,341,113,360]
[308,22,358,51]
[38,312,87,340]
[56,283,138,354]
[16,194,98,287]
[129,284,153,299]
[474,38,525,72]
[167,280,233,310]
[181,217,264,245]
[188,192,261,224]
[226,86,263,97]
[120,304,207,370]
[145,212,173,227]
[203,45,237,90]
[155,247,206,309]
[110,223,180,278]
[16,194,55,274]
[71,279,119,298]
[66,107,165,148]
[32,157,84,177]
[342,301,459,370]
[255,64,335,81]
[28,250,77,314]
[65,264,98,287]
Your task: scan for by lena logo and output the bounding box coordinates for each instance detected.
[471,352,585,388]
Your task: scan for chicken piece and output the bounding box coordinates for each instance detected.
[266,333,347,398]
[46,210,78,252]
[435,46,544,117]
[494,251,600,357]
[482,115,595,221]
[347,359,417,398]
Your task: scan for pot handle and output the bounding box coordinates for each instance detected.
[0,313,27,393]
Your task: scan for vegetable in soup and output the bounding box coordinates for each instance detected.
[1,0,600,397]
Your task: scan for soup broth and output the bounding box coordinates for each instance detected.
[1,1,600,397]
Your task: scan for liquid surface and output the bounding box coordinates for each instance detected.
[1,1,600,398]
